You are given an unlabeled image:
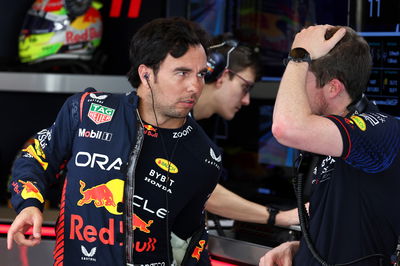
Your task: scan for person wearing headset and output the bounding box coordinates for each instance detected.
[259,25,400,265]
[7,17,221,265]
[194,34,301,227]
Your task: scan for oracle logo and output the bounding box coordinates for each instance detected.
[75,152,122,171]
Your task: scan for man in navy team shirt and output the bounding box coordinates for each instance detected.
[259,25,400,265]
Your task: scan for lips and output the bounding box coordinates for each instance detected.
[179,98,196,108]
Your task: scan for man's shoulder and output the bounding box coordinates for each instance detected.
[186,117,220,149]
[182,117,222,169]
[74,88,138,108]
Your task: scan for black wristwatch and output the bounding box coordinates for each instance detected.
[284,47,312,66]
[267,207,280,226]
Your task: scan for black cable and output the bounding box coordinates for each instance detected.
[294,153,386,266]
[147,78,184,266]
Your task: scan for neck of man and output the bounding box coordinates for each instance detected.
[137,93,186,129]
[327,92,353,117]
[192,84,216,120]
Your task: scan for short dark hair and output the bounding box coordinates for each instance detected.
[206,33,261,84]
[127,17,210,88]
[310,26,372,101]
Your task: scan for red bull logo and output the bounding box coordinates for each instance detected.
[70,214,121,245]
[191,240,206,261]
[12,181,20,194]
[66,28,102,44]
[77,179,124,215]
[143,124,156,131]
[22,139,48,170]
[18,180,44,203]
[143,124,158,138]
[133,237,157,253]
[70,214,157,251]
[133,214,153,233]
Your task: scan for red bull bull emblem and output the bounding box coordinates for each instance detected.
[77,179,124,215]
[18,180,44,203]
[143,124,158,138]
[22,139,48,170]
[88,103,115,125]
[133,214,153,233]
[191,240,206,261]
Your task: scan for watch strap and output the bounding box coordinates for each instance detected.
[267,207,280,226]
[284,47,312,66]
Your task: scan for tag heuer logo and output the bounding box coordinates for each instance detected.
[88,103,115,125]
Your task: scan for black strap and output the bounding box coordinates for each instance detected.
[267,207,280,226]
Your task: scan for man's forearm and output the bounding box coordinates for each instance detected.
[205,184,299,226]
[205,185,268,224]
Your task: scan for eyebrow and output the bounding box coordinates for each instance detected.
[173,67,208,74]
[173,67,192,73]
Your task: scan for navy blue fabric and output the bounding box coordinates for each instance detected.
[294,103,400,265]
[10,89,220,266]
[131,118,220,265]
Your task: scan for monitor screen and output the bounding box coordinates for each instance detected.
[361,32,400,117]
[349,0,400,32]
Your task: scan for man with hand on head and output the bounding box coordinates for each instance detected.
[259,25,400,265]
[195,34,301,228]
[8,17,221,266]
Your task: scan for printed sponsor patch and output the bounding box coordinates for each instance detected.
[78,128,113,141]
[22,139,48,170]
[210,148,221,162]
[90,93,108,100]
[173,125,193,138]
[88,103,115,125]
[81,245,96,262]
[143,124,158,138]
[75,152,122,171]
[18,180,44,203]
[350,115,366,131]
[155,158,178,173]
[191,240,206,261]
[133,214,153,233]
[205,147,221,170]
[77,179,124,215]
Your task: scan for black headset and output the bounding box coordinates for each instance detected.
[205,39,239,83]
[346,93,370,117]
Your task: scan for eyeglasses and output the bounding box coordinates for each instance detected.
[227,69,255,96]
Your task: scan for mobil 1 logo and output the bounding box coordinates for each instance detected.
[78,128,113,141]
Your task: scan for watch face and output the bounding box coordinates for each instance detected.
[290,48,309,59]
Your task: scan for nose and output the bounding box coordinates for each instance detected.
[187,75,204,94]
[241,92,250,106]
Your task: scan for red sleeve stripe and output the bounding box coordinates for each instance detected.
[326,115,352,159]
[53,179,67,265]
[79,92,91,122]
